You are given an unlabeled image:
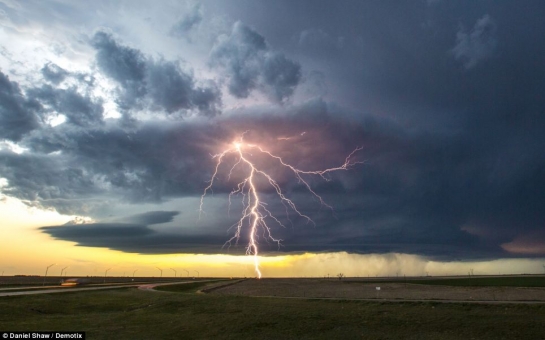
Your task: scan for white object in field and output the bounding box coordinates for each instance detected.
[376,287,381,291]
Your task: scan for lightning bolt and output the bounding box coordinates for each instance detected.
[199,134,362,278]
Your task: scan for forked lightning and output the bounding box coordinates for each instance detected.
[199,135,362,278]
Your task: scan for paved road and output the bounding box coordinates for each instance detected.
[0,280,214,297]
[0,282,149,292]
[137,280,221,291]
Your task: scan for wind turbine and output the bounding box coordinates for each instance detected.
[43,263,55,286]
[104,268,111,283]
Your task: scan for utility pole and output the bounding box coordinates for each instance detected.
[194,270,199,278]
[43,263,55,286]
[133,269,138,277]
[183,269,189,277]
[156,267,163,277]
[170,268,177,277]
[104,268,111,283]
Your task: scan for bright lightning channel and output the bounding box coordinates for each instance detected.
[199,135,362,278]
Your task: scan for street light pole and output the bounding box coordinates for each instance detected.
[194,270,199,278]
[104,268,111,283]
[156,267,163,278]
[183,269,189,277]
[133,269,138,277]
[43,263,55,286]
[170,268,177,277]
[61,267,68,277]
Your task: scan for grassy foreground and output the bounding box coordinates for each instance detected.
[1,287,545,339]
[154,281,218,293]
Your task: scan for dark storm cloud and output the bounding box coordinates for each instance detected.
[41,221,234,255]
[146,60,221,115]
[452,14,497,69]
[27,85,104,127]
[170,4,203,38]
[120,211,180,225]
[42,223,153,239]
[9,116,231,214]
[41,63,69,84]
[91,31,221,115]
[40,209,234,255]
[296,28,344,56]
[209,21,301,102]
[0,150,100,214]
[3,1,545,260]
[15,126,183,212]
[0,71,41,141]
[24,96,543,258]
[91,31,147,104]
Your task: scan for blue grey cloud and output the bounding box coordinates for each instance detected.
[170,4,203,38]
[27,84,104,127]
[2,1,545,260]
[452,14,498,68]
[0,71,41,141]
[91,31,221,115]
[210,21,301,102]
[120,211,180,225]
[41,63,69,85]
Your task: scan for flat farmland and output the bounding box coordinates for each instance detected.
[1,279,545,339]
[209,278,545,302]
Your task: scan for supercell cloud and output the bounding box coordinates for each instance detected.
[209,21,302,102]
[1,1,545,260]
[91,31,222,116]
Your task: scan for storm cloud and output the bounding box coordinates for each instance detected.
[41,63,70,85]
[27,85,104,127]
[2,1,545,261]
[452,14,498,69]
[210,21,301,102]
[41,210,235,254]
[33,99,545,259]
[0,71,41,141]
[92,31,221,115]
[170,4,203,38]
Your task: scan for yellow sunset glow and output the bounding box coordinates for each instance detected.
[1,196,544,278]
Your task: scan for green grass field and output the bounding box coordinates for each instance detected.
[1,285,545,339]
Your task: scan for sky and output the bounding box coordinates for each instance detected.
[1,0,545,278]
